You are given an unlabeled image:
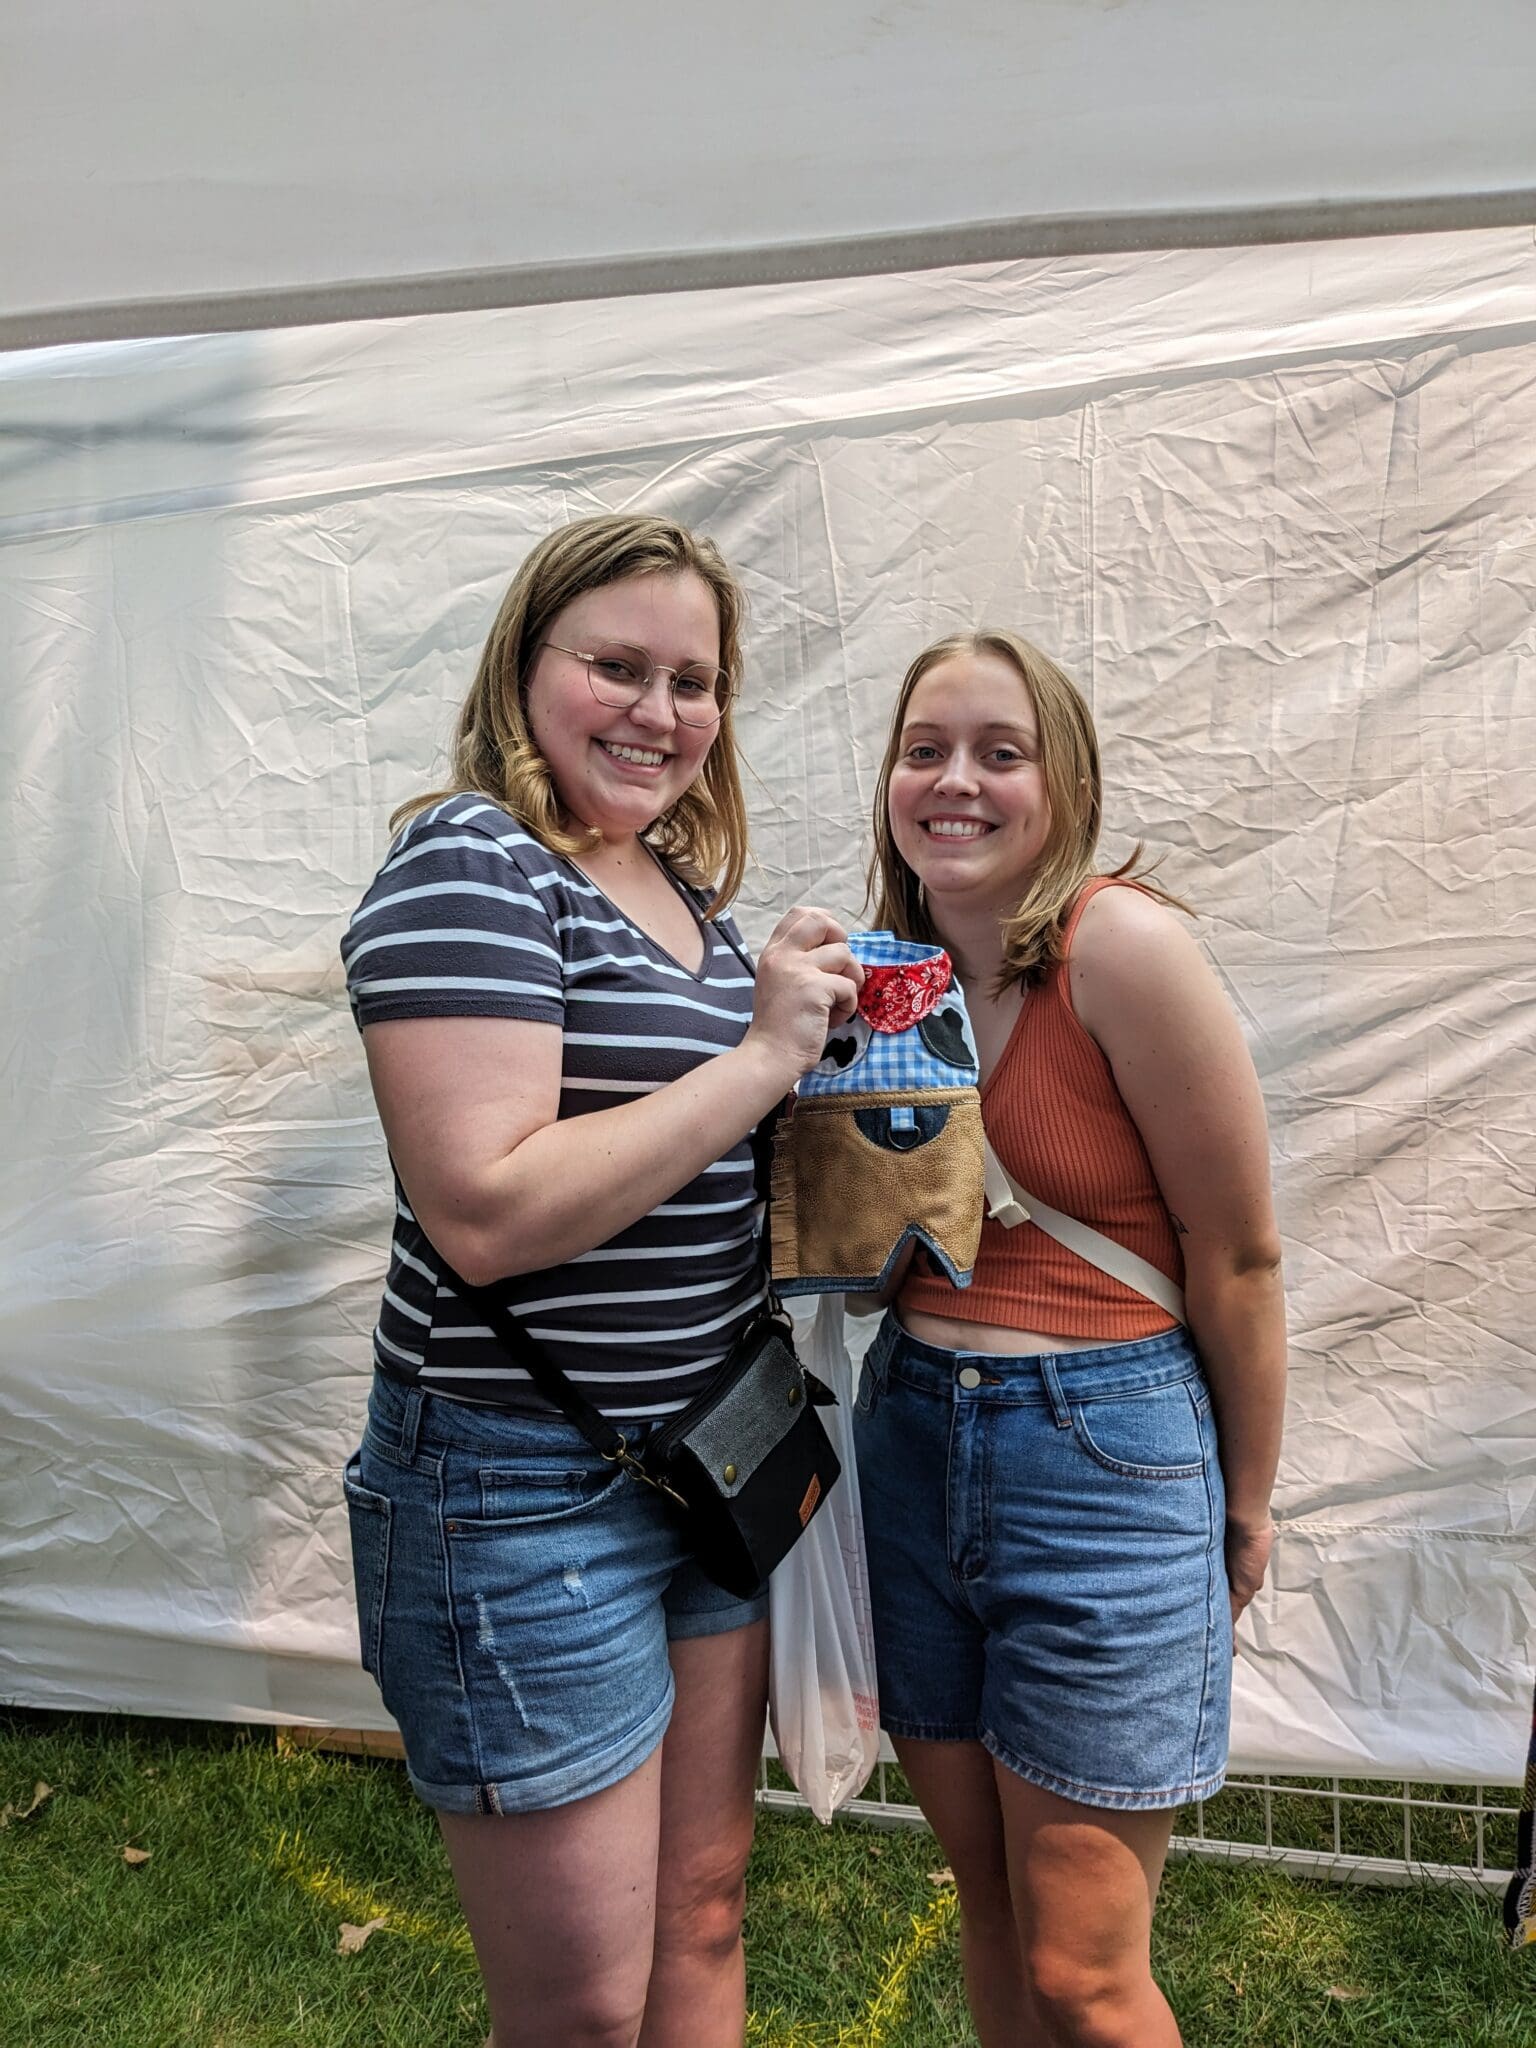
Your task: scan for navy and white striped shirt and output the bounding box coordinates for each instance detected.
[342,794,763,1417]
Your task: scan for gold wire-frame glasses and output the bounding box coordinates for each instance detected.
[540,641,734,728]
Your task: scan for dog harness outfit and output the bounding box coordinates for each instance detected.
[770,932,986,1296]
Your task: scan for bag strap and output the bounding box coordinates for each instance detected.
[443,1259,657,1450]
[981,1141,1187,1324]
[706,904,789,1320]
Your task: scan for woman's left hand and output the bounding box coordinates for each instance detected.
[1225,1511,1275,1629]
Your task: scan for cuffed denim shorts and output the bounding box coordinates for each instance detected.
[855,1314,1231,1811]
[342,1370,767,1816]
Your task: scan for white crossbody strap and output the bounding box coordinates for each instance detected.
[982,1142,1186,1324]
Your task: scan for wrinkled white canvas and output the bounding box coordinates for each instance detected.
[2,226,1533,1782]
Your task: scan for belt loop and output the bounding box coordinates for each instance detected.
[398,1385,426,1463]
[1039,1357,1072,1429]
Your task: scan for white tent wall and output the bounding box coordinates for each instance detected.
[2,227,1534,1778]
[6,0,1536,347]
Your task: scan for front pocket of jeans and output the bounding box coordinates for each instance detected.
[854,1355,889,1419]
[463,1457,631,1527]
[1070,1380,1207,1481]
[342,1455,393,1676]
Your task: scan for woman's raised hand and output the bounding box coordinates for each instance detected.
[744,907,863,1083]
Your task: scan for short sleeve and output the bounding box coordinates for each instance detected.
[341,807,565,1029]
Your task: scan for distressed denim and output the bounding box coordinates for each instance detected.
[343,1369,766,1815]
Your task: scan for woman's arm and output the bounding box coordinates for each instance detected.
[365,905,860,1286]
[1072,887,1287,1624]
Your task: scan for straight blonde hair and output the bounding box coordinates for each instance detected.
[392,514,750,913]
[867,630,1186,990]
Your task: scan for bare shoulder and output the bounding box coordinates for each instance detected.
[1075,879,1191,944]
[1071,882,1206,986]
[1068,883,1220,1044]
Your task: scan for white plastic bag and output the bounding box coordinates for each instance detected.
[767,1293,880,1822]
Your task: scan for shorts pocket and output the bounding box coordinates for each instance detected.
[462,1455,631,1528]
[854,1315,900,1419]
[854,1354,889,1420]
[1070,1379,1207,1481]
[342,1454,393,1676]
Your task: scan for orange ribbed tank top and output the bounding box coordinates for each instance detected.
[898,877,1182,1340]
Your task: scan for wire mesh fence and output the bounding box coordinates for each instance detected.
[757,1758,1519,1892]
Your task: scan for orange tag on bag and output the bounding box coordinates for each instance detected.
[798,1475,822,1526]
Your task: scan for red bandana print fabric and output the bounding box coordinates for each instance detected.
[857,952,954,1033]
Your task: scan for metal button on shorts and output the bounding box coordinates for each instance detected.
[957,1366,983,1389]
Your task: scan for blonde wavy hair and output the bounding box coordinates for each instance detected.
[392,514,750,913]
[867,630,1186,990]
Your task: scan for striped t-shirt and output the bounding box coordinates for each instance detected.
[341,793,764,1417]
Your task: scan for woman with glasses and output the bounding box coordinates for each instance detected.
[340,513,860,2047]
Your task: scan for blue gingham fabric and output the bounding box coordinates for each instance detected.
[798,932,979,1099]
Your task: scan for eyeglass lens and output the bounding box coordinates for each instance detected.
[584,644,729,726]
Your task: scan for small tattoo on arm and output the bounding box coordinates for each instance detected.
[1168,1213,1189,1236]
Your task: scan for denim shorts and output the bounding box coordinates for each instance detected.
[342,1370,768,1816]
[854,1314,1231,1810]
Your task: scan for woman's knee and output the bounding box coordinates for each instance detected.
[654,1850,750,1964]
[1025,1945,1154,2048]
[949,1886,1019,2008]
[488,1983,648,2048]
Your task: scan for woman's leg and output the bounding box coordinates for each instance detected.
[439,1747,664,2048]
[894,1736,1039,2047]
[994,1766,1180,2048]
[641,1616,770,2048]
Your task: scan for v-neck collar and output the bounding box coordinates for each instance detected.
[564,842,715,983]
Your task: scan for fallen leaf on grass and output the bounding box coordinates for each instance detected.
[926,1866,954,1887]
[122,1846,152,1867]
[337,1916,388,1955]
[0,1781,53,1828]
[1326,1985,1365,2001]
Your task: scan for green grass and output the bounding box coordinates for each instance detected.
[0,1709,1529,2046]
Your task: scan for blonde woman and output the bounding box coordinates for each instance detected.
[855,631,1285,2047]
[341,514,859,2047]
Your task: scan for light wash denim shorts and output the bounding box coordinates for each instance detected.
[342,1370,767,1816]
[855,1314,1231,1811]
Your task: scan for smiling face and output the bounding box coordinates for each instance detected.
[886,650,1053,918]
[524,569,723,844]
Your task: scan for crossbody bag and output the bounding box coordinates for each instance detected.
[447,1260,841,1600]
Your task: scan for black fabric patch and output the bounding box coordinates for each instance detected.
[822,1031,863,1071]
[918,1006,971,1069]
[852,1103,951,1153]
